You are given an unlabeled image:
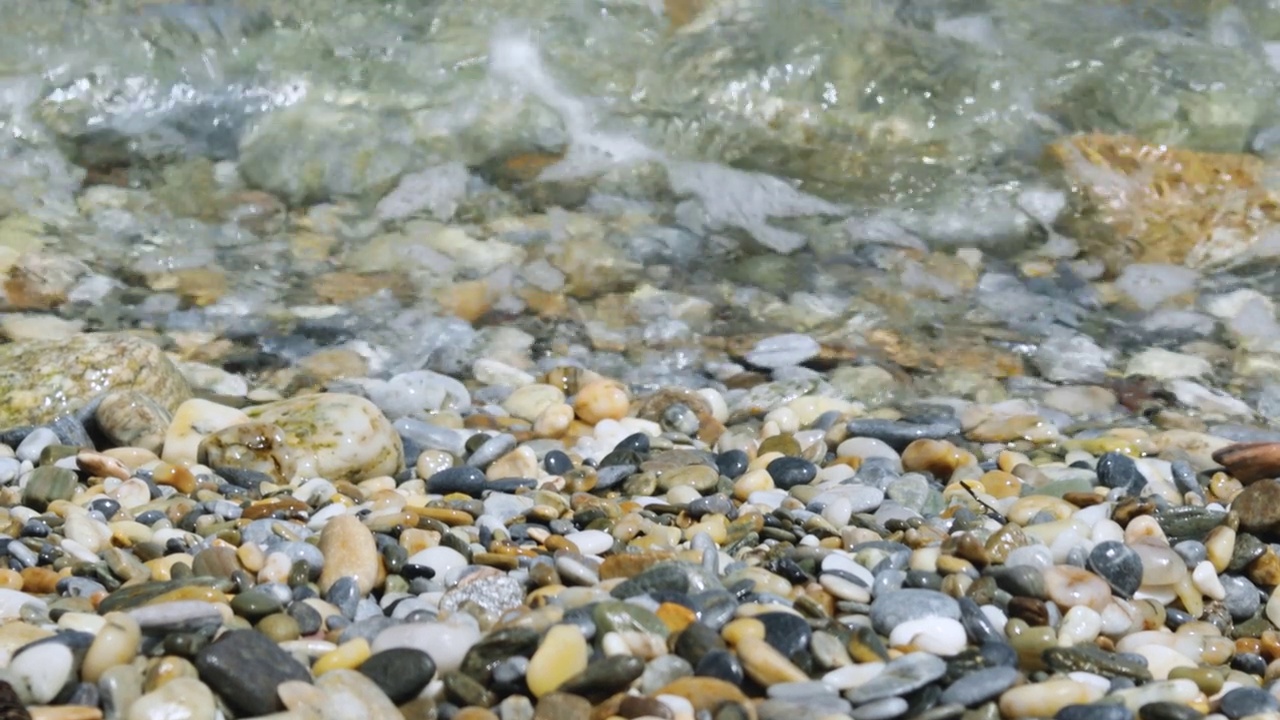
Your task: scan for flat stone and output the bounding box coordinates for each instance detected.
[1218,686,1279,719]
[938,666,1020,707]
[845,653,947,704]
[869,589,960,636]
[0,333,191,427]
[193,629,311,716]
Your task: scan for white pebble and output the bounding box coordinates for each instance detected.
[1090,519,1125,543]
[697,389,729,423]
[408,546,468,579]
[1191,561,1226,601]
[11,643,72,703]
[1058,606,1103,646]
[822,661,885,691]
[16,428,58,463]
[821,497,853,527]
[888,617,967,656]
[1131,645,1196,680]
[820,554,876,587]
[564,530,613,556]
[656,694,696,720]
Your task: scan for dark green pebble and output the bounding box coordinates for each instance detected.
[359,648,437,704]
[1137,701,1204,720]
[442,670,495,708]
[557,655,645,702]
[460,627,541,683]
[23,466,78,512]
[230,589,284,621]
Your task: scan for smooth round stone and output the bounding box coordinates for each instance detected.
[557,654,646,700]
[257,613,301,643]
[231,589,284,621]
[767,457,818,490]
[526,625,589,698]
[358,648,437,704]
[407,546,468,578]
[563,530,612,556]
[696,649,745,686]
[939,666,1020,707]
[127,677,216,720]
[1218,686,1279,719]
[845,653,947,704]
[758,612,811,660]
[639,655,694,694]
[999,679,1104,719]
[543,450,573,475]
[888,617,967,656]
[11,641,74,703]
[716,450,750,479]
[82,612,142,683]
[246,393,404,482]
[1221,575,1261,620]
[1096,452,1145,493]
[426,466,487,496]
[16,427,58,462]
[326,577,361,619]
[318,514,379,595]
[1088,541,1144,598]
[371,619,480,674]
[315,668,404,719]
[869,589,960,636]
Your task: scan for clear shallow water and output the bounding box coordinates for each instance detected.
[6,0,1280,415]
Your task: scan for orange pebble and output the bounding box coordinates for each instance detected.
[656,602,697,633]
[0,568,22,590]
[20,567,59,594]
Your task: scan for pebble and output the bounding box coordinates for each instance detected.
[845,653,946,704]
[194,630,312,716]
[246,393,405,481]
[318,514,380,595]
[939,665,1020,707]
[999,679,1105,718]
[526,625,589,697]
[869,589,960,635]
[126,678,215,720]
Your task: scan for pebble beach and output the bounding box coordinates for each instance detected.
[10,1,1280,720]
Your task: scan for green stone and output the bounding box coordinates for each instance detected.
[97,576,229,614]
[230,589,284,621]
[591,600,671,639]
[257,613,301,643]
[23,466,78,512]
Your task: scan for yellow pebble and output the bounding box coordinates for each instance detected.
[978,470,1024,499]
[313,638,371,675]
[572,380,630,424]
[721,618,766,646]
[526,625,589,698]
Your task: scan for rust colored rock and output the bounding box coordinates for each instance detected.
[1214,442,1280,484]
